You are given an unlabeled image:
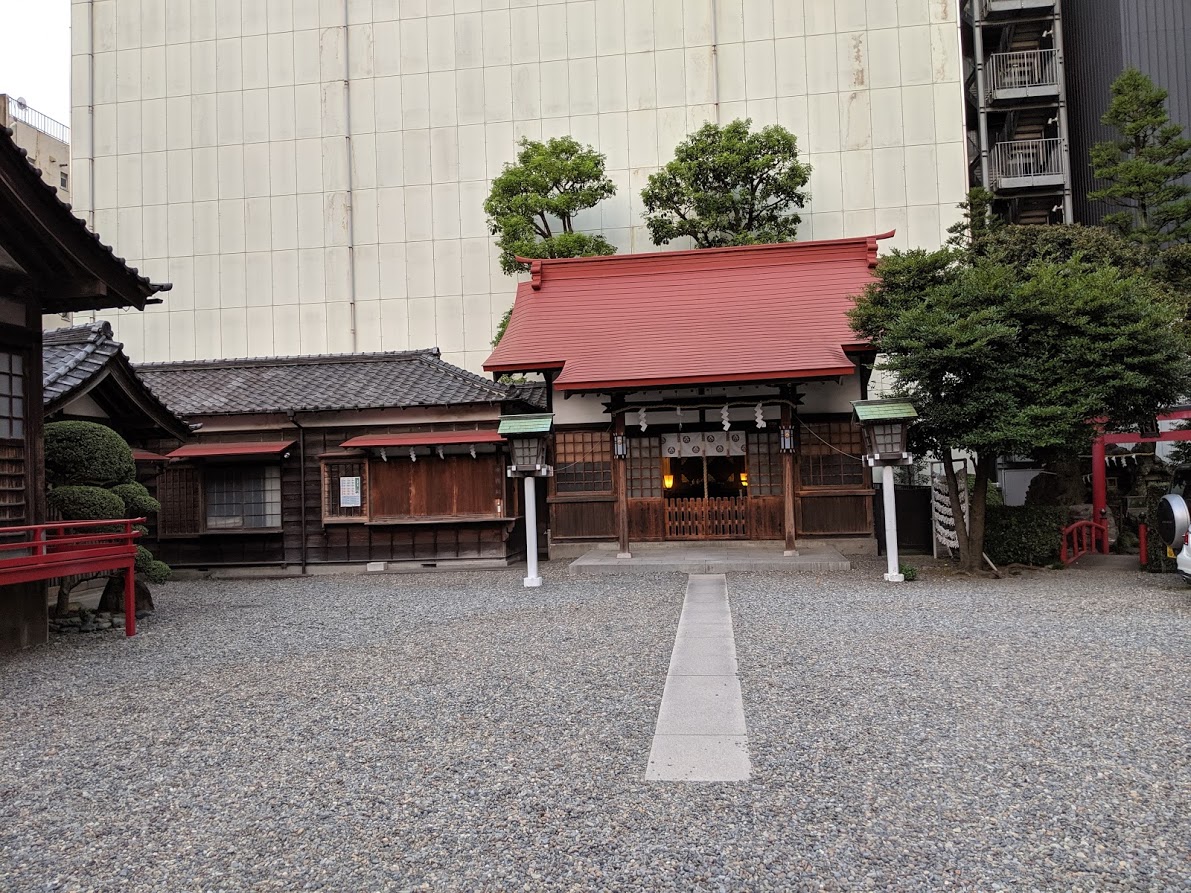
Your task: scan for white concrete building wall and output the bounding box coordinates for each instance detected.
[71,0,968,372]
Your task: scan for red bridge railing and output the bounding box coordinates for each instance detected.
[1059,519,1107,566]
[0,518,145,636]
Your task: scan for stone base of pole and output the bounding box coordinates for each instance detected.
[883,572,905,582]
[523,576,542,587]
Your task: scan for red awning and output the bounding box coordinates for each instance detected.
[340,431,504,448]
[166,441,295,458]
[132,449,168,461]
[484,233,890,391]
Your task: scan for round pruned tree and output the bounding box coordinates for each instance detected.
[45,421,169,616]
[484,136,617,276]
[641,118,812,249]
[1090,68,1191,245]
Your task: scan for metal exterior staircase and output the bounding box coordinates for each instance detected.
[963,0,1072,223]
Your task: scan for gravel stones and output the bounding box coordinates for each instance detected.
[1,565,1188,891]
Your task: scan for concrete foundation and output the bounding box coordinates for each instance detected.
[569,542,851,575]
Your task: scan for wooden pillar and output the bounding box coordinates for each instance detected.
[613,407,630,557]
[781,398,798,555]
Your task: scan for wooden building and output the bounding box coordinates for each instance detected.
[135,350,542,570]
[484,235,890,555]
[43,321,190,443]
[0,126,169,650]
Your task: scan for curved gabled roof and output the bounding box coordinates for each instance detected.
[0,126,170,312]
[43,321,191,441]
[484,234,889,392]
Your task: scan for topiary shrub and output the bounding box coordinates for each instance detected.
[47,485,125,522]
[44,421,136,487]
[44,420,171,614]
[111,482,161,516]
[135,546,171,584]
[984,505,1068,567]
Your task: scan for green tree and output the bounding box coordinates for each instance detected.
[483,136,617,276]
[45,421,170,615]
[851,244,1191,572]
[1090,68,1191,244]
[641,119,812,248]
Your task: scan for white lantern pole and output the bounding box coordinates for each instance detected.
[881,464,903,582]
[523,474,541,587]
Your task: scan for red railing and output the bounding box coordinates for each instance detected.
[1059,520,1107,566]
[0,518,145,636]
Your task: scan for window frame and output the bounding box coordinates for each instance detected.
[798,417,868,490]
[551,428,614,497]
[157,461,286,536]
[320,456,371,524]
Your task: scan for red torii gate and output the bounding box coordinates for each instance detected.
[1091,408,1191,554]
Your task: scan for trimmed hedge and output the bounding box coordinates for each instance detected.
[45,421,135,487]
[111,482,160,516]
[48,485,125,522]
[984,505,1068,567]
[135,546,171,583]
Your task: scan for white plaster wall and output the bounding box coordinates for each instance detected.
[71,0,967,371]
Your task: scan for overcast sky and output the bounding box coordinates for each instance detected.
[0,1,71,126]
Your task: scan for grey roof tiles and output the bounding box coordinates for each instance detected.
[135,349,514,417]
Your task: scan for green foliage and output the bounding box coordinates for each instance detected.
[851,223,1191,568]
[1089,68,1191,244]
[44,421,173,585]
[491,305,514,349]
[641,119,811,248]
[898,563,918,582]
[984,505,1067,566]
[45,421,136,487]
[1144,484,1178,573]
[483,136,617,277]
[48,485,126,522]
[135,546,172,583]
[111,482,160,517]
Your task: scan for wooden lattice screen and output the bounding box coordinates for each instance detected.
[746,430,782,496]
[0,442,25,525]
[157,465,202,535]
[322,458,369,522]
[553,430,613,494]
[799,421,865,487]
[628,437,662,498]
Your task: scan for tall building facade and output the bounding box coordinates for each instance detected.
[71,0,969,371]
[2,95,71,203]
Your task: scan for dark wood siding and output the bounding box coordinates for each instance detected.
[150,423,519,567]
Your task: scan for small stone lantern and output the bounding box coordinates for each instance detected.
[852,399,918,582]
[498,413,554,587]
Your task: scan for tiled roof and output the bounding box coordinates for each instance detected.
[42,320,192,440]
[505,381,549,410]
[1,126,169,307]
[135,349,513,417]
[485,234,890,391]
[43,321,123,405]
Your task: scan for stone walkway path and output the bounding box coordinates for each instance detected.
[646,573,750,781]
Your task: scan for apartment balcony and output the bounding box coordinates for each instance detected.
[990,138,1066,189]
[982,0,1056,16]
[987,50,1061,102]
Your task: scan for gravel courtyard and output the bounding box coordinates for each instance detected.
[1,564,1188,892]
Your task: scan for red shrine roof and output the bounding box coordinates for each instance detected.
[483,233,890,392]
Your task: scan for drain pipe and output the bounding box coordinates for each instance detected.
[289,411,308,574]
[342,0,359,351]
[709,0,720,123]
